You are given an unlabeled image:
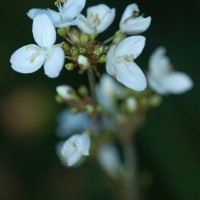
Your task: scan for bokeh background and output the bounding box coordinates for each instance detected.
[0,0,200,200]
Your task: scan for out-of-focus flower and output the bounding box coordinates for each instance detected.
[106,36,147,91]
[57,132,91,166]
[125,97,138,113]
[96,74,125,110]
[10,14,64,78]
[27,0,86,28]
[120,3,151,35]
[76,4,115,35]
[147,47,193,94]
[56,109,90,137]
[97,143,123,178]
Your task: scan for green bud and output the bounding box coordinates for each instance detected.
[65,63,75,71]
[80,32,89,46]
[85,104,94,114]
[70,46,79,56]
[62,42,70,52]
[97,55,106,63]
[78,85,89,96]
[113,32,126,44]
[89,34,97,41]
[93,45,104,56]
[79,47,87,54]
[55,95,63,103]
[57,27,69,36]
[68,28,80,43]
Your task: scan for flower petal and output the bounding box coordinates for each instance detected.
[106,45,116,76]
[96,8,115,33]
[120,4,139,26]
[63,0,86,21]
[32,14,56,48]
[10,45,45,74]
[27,8,51,19]
[115,36,146,59]
[120,16,151,35]
[44,47,65,78]
[149,46,170,76]
[115,62,147,91]
[76,133,91,156]
[76,14,94,34]
[161,72,193,94]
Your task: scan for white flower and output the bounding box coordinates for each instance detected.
[58,132,91,166]
[10,14,64,78]
[147,47,193,94]
[76,4,115,35]
[56,85,77,100]
[120,3,151,35]
[96,74,125,110]
[106,36,147,91]
[56,109,90,137]
[27,0,86,28]
[97,143,123,178]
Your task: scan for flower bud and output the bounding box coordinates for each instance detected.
[57,27,69,36]
[56,85,78,101]
[93,45,104,56]
[78,85,89,97]
[65,63,75,71]
[68,28,80,43]
[98,55,106,63]
[62,42,70,52]
[70,46,79,57]
[126,97,137,113]
[78,55,90,70]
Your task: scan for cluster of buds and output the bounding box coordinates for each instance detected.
[10,0,193,178]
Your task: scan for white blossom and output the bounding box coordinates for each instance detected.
[120,3,151,35]
[96,74,125,110]
[76,4,115,35]
[97,143,123,178]
[10,14,64,78]
[27,0,86,28]
[57,132,91,166]
[106,36,147,91]
[56,109,90,137]
[147,47,193,94]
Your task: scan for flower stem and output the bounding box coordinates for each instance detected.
[87,67,97,102]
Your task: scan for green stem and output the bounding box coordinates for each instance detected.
[87,67,97,102]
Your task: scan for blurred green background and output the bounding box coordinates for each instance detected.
[0,0,199,200]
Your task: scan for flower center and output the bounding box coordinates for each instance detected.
[88,13,101,28]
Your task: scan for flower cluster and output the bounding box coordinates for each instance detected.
[10,0,193,179]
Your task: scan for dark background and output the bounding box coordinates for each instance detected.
[0,0,200,200]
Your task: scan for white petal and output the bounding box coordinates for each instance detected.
[63,0,86,21]
[56,110,90,137]
[149,47,170,76]
[161,72,193,94]
[32,14,56,48]
[115,36,146,59]
[10,45,45,74]
[96,8,115,33]
[87,4,110,20]
[115,62,147,91]
[106,45,116,76]
[76,14,95,34]
[27,8,51,19]
[44,47,65,78]
[120,4,139,26]
[76,133,91,156]
[120,16,151,35]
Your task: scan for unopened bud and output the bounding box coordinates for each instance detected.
[126,97,137,113]
[93,45,104,56]
[70,46,79,56]
[113,31,126,44]
[98,55,106,63]
[78,85,89,96]
[56,85,77,101]
[57,27,69,36]
[80,32,89,46]
[65,63,75,71]
[79,47,87,54]
[78,55,90,70]
[68,28,80,43]
[62,42,70,52]
[85,104,94,114]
